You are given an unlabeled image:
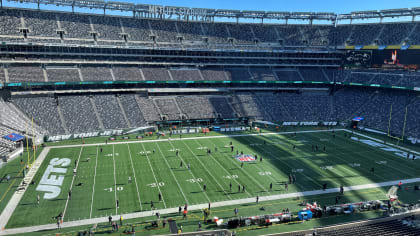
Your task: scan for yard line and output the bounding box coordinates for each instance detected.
[126,144,142,211]
[313,132,390,182]
[198,139,267,195]
[179,140,234,199]
[153,142,190,205]
[245,135,323,189]
[62,147,84,221]
[163,141,211,202]
[346,129,420,156]
[89,146,99,218]
[140,142,167,208]
[342,131,420,174]
[211,136,285,191]
[112,144,118,215]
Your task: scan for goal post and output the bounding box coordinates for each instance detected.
[387,105,407,142]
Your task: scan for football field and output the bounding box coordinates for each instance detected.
[5,129,420,229]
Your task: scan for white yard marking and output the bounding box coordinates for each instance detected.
[62,147,83,221]
[140,142,167,208]
[186,139,240,198]
[112,145,118,215]
[238,135,321,189]
[338,131,419,176]
[126,144,142,211]
[165,141,211,202]
[154,142,190,205]
[210,137,277,192]
[206,138,271,194]
[89,146,99,218]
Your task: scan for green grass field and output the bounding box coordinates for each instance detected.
[5,129,420,232]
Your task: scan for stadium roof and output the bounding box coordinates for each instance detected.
[1,0,419,23]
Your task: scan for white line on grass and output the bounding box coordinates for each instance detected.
[180,140,234,199]
[89,146,99,218]
[62,147,84,221]
[210,136,285,192]
[313,132,390,182]
[153,142,190,205]
[246,135,322,189]
[337,131,419,177]
[345,129,420,156]
[140,142,167,208]
[126,144,142,211]
[112,144,118,215]
[52,129,339,149]
[191,139,257,197]
[163,140,211,202]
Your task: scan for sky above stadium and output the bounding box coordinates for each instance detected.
[3,0,419,23]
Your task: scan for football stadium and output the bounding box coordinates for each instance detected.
[0,0,420,235]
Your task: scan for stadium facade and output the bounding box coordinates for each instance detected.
[0,1,419,159]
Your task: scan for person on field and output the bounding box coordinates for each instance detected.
[183,209,188,219]
[270,183,273,191]
[128,176,132,184]
[158,193,162,201]
[229,182,232,191]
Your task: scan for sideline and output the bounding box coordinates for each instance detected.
[1,176,420,235]
[49,129,339,149]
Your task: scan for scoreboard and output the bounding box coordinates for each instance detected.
[344,49,420,69]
